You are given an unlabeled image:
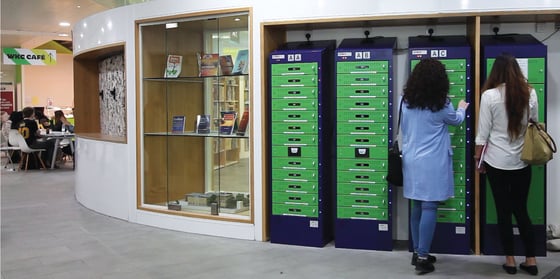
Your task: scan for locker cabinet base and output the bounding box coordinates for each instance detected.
[270,215,332,248]
[335,219,392,251]
[482,224,547,256]
[428,223,472,255]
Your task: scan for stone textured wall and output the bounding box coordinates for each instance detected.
[98,54,126,137]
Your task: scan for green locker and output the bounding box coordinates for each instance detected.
[337,183,388,196]
[337,207,388,220]
[272,180,318,193]
[337,86,388,97]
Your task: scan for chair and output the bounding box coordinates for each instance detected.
[13,132,47,170]
[8,129,20,147]
[1,130,22,170]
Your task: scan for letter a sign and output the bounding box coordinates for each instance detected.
[2,48,57,65]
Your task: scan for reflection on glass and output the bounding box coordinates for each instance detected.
[140,13,250,219]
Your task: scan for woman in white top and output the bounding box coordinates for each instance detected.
[475,53,539,276]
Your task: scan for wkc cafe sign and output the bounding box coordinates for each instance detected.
[2,48,57,65]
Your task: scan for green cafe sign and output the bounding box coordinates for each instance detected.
[2,48,57,65]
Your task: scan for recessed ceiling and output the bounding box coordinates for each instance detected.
[0,0,150,49]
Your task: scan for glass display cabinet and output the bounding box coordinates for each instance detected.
[137,11,251,220]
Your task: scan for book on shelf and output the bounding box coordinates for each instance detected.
[164,55,182,78]
[232,49,249,75]
[236,111,249,136]
[219,55,234,75]
[195,114,211,134]
[198,52,219,77]
[219,111,237,135]
[171,115,185,133]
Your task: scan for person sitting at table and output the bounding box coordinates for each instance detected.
[1,111,10,146]
[18,107,56,168]
[52,110,74,133]
[33,109,52,131]
[52,110,74,156]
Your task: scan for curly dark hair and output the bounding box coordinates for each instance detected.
[403,58,450,112]
[481,53,530,139]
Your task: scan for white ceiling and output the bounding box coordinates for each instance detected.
[0,0,149,49]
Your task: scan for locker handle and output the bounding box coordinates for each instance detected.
[356,199,369,204]
[288,138,302,142]
[356,211,370,216]
[288,173,301,177]
[288,79,301,83]
[288,126,301,130]
[355,187,370,191]
[288,67,301,71]
[355,77,370,82]
[355,89,370,94]
[356,114,370,118]
[287,90,301,95]
[356,163,370,167]
[288,196,302,201]
[288,184,301,189]
[288,102,302,107]
[288,161,301,165]
[287,114,302,118]
[355,138,370,143]
[356,102,370,106]
[355,126,370,131]
[355,65,370,69]
[288,208,302,213]
[356,175,370,179]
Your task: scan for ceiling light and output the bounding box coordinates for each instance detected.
[58,33,69,37]
[59,22,71,27]
[166,23,178,29]
[234,18,241,21]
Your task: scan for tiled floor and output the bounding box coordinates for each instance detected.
[1,162,559,279]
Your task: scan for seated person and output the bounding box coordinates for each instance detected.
[9,111,23,130]
[34,110,52,130]
[18,107,56,168]
[52,110,74,133]
[52,110,74,156]
[1,111,9,146]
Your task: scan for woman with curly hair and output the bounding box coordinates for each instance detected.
[475,53,539,276]
[401,58,469,274]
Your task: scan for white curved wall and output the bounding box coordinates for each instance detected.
[74,0,560,242]
[74,137,129,220]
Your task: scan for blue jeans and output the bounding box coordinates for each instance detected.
[410,200,439,257]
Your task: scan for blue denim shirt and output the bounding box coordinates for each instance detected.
[401,100,466,201]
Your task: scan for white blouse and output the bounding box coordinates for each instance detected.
[475,84,538,170]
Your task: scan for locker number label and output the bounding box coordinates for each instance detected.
[288,54,303,62]
[430,49,448,58]
[455,226,466,234]
[309,220,319,228]
[378,224,388,231]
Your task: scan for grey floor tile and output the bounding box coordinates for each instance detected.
[2,162,560,279]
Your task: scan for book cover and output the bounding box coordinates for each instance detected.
[164,55,182,78]
[236,111,249,136]
[232,49,248,75]
[219,55,234,75]
[198,53,219,77]
[171,115,185,133]
[196,114,211,134]
[219,111,237,135]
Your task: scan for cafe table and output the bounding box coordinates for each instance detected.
[45,131,75,169]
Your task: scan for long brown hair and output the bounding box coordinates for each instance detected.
[481,53,530,139]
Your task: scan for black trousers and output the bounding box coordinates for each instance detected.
[30,138,56,167]
[485,163,535,257]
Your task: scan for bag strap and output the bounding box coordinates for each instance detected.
[529,119,557,153]
[396,98,404,137]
